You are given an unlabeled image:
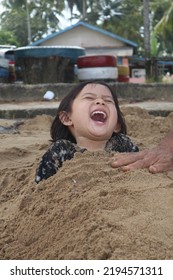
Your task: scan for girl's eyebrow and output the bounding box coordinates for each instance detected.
[81,92,96,96]
[81,92,114,99]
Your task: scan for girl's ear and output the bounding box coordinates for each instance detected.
[59,111,72,126]
[114,122,121,133]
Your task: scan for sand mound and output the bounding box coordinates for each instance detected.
[0,110,173,260]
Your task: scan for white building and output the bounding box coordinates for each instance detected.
[30,21,138,62]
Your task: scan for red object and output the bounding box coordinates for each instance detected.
[118,75,129,83]
[77,55,117,68]
[8,60,16,82]
[8,60,15,65]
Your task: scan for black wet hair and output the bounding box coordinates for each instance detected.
[51,80,127,143]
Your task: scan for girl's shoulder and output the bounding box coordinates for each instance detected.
[35,139,78,183]
[105,132,139,153]
[48,139,86,159]
[49,139,77,154]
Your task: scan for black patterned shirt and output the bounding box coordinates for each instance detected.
[35,133,138,183]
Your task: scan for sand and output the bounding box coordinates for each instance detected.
[0,107,173,260]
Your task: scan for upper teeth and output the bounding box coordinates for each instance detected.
[91,111,106,119]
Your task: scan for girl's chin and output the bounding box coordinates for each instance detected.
[88,123,112,138]
[89,129,110,139]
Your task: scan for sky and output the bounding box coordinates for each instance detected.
[0,0,78,30]
[0,0,4,13]
[58,1,79,29]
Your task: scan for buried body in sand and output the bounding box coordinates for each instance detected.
[0,107,173,260]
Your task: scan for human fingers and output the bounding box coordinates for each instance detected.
[110,151,146,168]
[120,158,151,171]
[149,159,173,173]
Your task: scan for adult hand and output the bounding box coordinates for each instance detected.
[111,147,173,173]
[111,128,173,173]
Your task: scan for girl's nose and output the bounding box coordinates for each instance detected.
[95,98,105,105]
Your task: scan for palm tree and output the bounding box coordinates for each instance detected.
[66,0,87,20]
[0,0,66,46]
[26,0,31,44]
[66,0,122,23]
[143,0,150,57]
[153,0,173,33]
[152,0,173,55]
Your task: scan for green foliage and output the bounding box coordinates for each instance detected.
[150,32,159,56]
[101,0,143,47]
[0,30,18,46]
[0,0,65,46]
[66,0,143,53]
[151,0,173,55]
[0,0,172,56]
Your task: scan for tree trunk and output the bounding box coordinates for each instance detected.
[143,0,151,79]
[143,0,150,56]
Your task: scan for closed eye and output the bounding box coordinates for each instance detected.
[104,99,115,104]
[83,96,95,100]
[82,94,115,104]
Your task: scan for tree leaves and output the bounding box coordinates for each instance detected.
[0,0,65,46]
[0,0,173,56]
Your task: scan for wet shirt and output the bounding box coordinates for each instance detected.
[35,133,139,183]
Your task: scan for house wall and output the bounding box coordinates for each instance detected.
[39,26,133,57]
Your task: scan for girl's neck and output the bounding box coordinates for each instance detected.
[76,137,107,151]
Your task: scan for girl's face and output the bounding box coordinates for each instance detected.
[60,83,119,143]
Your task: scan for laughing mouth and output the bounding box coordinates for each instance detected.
[90,111,107,123]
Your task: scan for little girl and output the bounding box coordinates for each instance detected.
[35,81,138,183]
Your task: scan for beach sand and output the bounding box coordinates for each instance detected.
[0,107,173,260]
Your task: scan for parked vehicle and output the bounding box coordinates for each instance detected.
[0,45,16,82]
